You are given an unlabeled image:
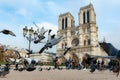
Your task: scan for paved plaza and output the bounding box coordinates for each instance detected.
[0,68,120,80]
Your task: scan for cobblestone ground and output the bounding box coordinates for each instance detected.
[0,68,120,80]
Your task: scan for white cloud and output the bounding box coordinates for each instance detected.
[45,1,65,15]
[16,8,28,17]
[0,0,40,7]
[36,22,58,34]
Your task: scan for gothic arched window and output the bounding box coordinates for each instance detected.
[87,10,90,23]
[62,43,64,49]
[62,18,64,30]
[84,40,86,46]
[83,12,86,24]
[71,19,72,27]
[65,17,68,28]
[65,43,67,47]
[88,39,91,45]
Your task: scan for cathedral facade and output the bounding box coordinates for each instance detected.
[56,4,106,60]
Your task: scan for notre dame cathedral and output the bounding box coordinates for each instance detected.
[56,3,106,59]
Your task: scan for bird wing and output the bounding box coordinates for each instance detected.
[90,54,119,61]
[9,31,16,37]
[63,47,71,55]
[39,46,46,53]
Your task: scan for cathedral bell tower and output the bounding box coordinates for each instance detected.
[78,3,98,55]
[57,3,99,56]
[57,12,75,55]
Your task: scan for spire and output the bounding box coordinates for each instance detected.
[89,0,93,5]
[90,1,92,5]
[103,37,106,43]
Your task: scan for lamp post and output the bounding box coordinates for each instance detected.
[23,26,38,57]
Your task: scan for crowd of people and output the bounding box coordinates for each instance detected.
[0,55,120,77]
[52,54,120,77]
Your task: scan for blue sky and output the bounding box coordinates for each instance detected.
[0,0,120,52]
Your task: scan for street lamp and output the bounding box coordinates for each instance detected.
[23,26,38,57]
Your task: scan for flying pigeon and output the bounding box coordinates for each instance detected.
[0,29,16,37]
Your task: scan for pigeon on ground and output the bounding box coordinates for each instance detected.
[47,67,51,71]
[0,64,10,77]
[26,67,36,71]
[38,67,43,71]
